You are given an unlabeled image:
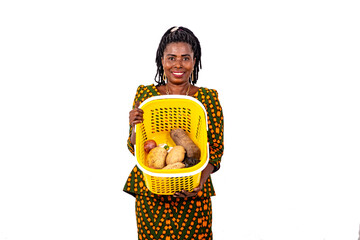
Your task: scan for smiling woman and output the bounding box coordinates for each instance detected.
[125,26,224,240]
[155,27,202,86]
[160,42,197,95]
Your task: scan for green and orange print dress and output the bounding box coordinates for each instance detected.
[124,84,224,240]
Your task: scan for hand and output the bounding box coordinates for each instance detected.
[129,101,144,128]
[173,163,214,198]
[129,101,143,145]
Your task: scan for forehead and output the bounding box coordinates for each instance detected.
[164,42,193,55]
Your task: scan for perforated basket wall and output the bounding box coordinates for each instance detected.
[135,96,208,195]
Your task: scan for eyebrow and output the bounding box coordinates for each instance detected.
[165,54,192,57]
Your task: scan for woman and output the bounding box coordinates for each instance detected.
[125,26,224,240]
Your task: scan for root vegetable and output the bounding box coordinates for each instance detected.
[162,162,185,170]
[166,146,185,165]
[170,129,201,159]
[144,139,157,153]
[183,157,200,168]
[147,147,167,169]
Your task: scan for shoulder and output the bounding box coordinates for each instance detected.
[134,84,157,94]
[134,84,150,93]
[199,87,219,93]
[198,87,220,100]
[133,84,158,103]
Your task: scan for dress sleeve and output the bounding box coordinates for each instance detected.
[204,89,224,173]
[127,85,146,156]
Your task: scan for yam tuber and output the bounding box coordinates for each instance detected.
[170,129,201,159]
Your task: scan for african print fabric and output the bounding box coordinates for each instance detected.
[135,195,213,240]
[124,84,224,198]
[124,84,224,239]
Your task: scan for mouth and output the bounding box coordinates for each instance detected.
[171,71,185,78]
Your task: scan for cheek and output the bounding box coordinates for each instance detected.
[162,61,171,69]
[163,64,171,73]
[185,62,195,70]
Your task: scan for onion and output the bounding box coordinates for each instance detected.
[144,140,157,153]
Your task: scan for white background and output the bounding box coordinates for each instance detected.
[1,0,360,239]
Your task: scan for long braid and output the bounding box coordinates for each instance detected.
[154,26,202,86]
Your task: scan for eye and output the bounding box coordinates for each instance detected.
[183,57,190,61]
[168,56,175,61]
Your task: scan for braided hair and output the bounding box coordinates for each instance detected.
[155,26,202,86]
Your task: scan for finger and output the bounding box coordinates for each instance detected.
[193,182,203,192]
[132,110,144,116]
[129,111,144,123]
[134,101,140,109]
[130,109,144,118]
[133,107,144,113]
[182,190,194,195]
[131,112,143,119]
[132,116,143,122]
[131,120,143,127]
[131,114,144,123]
[181,190,197,198]
[174,191,188,198]
[173,192,185,198]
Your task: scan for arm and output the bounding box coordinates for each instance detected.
[127,85,146,155]
[174,89,224,198]
[129,101,143,145]
[207,89,224,173]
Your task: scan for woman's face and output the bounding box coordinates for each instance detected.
[162,42,195,85]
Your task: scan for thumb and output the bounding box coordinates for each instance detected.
[134,101,140,109]
[193,181,204,192]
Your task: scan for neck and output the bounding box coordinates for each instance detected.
[166,82,191,95]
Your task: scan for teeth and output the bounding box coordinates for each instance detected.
[173,72,183,76]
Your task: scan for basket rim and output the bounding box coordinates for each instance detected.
[136,95,208,131]
[134,95,210,177]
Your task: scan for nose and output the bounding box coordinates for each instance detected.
[174,58,182,68]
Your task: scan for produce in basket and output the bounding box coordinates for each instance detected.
[183,157,201,168]
[170,128,201,159]
[162,162,185,170]
[158,143,170,151]
[166,146,185,165]
[146,147,167,169]
[144,139,157,153]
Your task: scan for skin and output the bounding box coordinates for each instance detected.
[129,42,212,198]
[157,42,198,95]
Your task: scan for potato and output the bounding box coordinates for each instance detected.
[146,147,167,169]
[166,146,185,165]
[170,129,201,159]
[162,162,185,170]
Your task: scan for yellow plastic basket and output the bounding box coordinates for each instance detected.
[135,95,209,195]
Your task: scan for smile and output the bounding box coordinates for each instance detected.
[172,72,185,77]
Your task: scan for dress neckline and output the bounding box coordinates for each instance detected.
[151,84,200,98]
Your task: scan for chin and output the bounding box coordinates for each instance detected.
[170,79,187,85]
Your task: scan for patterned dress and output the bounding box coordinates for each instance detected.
[124,84,224,240]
